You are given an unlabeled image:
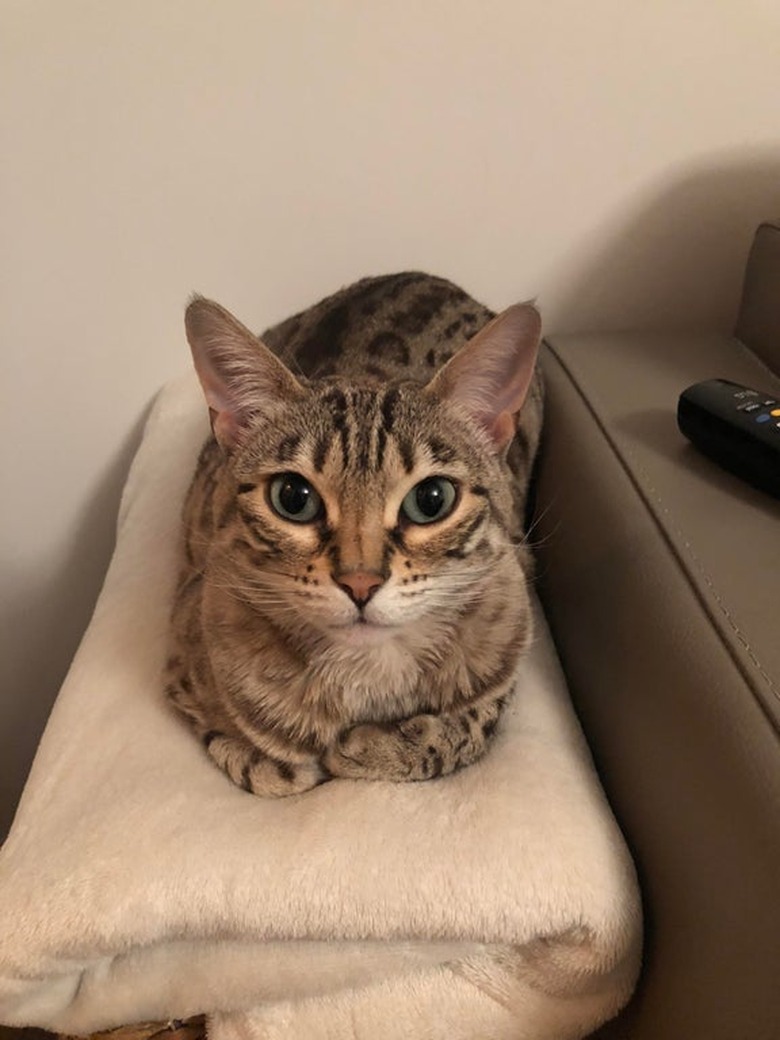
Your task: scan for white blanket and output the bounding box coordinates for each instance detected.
[0,374,641,1040]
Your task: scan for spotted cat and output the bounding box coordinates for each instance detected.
[165,273,543,795]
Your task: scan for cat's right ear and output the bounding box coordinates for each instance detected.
[426,302,541,453]
[185,295,304,451]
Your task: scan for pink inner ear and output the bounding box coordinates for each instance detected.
[196,356,233,416]
[185,295,305,453]
[189,345,246,450]
[430,302,541,452]
[208,405,241,448]
[489,410,517,451]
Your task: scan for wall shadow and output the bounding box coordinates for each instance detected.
[0,403,152,841]
[549,146,780,335]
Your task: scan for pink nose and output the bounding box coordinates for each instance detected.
[337,570,384,607]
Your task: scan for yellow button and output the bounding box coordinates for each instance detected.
[772,409,780,417]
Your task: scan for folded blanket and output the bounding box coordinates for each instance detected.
[0,374,641,1040]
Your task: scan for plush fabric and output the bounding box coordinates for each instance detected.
[0,374,642,1040]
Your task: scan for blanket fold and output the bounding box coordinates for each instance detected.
[0,374,641,1040]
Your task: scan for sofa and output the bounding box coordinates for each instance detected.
[534,219,780,1038]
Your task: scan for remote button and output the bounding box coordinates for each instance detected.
[756,414,771,424]
[771,409,780,417]
[740,402,761,413]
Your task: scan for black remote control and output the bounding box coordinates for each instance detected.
[677,378,780,499]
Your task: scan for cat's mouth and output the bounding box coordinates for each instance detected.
[331,617,400,644]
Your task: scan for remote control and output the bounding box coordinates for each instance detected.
[677,378,780,499]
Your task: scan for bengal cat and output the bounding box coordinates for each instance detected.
[165,272,543,796]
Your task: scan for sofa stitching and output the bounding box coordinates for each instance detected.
[612,446,779,703]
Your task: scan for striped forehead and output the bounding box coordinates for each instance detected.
[301,382,416,476]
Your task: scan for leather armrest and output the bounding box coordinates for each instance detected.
[533,330,780,1039]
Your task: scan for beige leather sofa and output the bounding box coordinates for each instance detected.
[535,220,780,1039]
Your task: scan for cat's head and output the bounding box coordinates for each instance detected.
[185,293,540,647]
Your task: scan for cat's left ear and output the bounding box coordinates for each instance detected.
[426,302,541,452]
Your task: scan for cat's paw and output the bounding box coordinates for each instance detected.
[270,756,328,796]
[208,732,326,794]
[324,722,412,780]
[324,715,442,782]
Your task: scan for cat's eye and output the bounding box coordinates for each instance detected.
[400,477,458,525]
[268,473,323,523]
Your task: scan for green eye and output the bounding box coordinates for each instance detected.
[400,477,458,525]
[268,473,323,523]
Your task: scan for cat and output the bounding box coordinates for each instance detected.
[165,272,543,796]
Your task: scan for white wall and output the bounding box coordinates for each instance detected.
[2,0,779,834]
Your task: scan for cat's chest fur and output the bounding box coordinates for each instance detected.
[166,272,543,796]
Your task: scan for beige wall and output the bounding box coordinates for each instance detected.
[2,0,779,834]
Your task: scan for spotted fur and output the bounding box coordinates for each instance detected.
[166,273,544,795]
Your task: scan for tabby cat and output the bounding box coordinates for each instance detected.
[165,273,543,796]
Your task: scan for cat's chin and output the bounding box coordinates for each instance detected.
[329,620,400,646]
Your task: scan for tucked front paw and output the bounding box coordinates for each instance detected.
[324,715,445,782]
[324,722,412,781]
[398,714,439,744]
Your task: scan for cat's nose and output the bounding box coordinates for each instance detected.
[336,570,384,608]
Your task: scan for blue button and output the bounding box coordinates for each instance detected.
[756,413,771,423]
